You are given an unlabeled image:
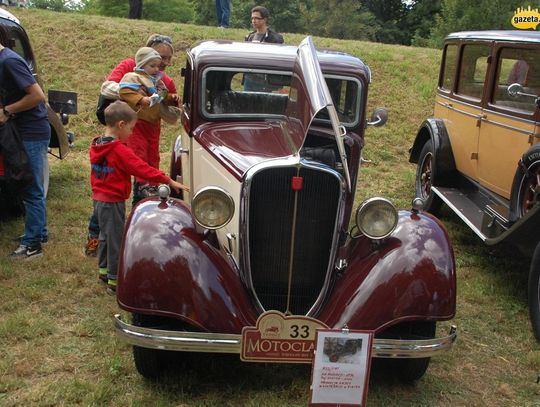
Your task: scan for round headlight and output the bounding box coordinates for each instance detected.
[192,187,234,229]
[355,198,398,240]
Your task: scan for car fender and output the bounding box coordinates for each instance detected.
[409,118,456,183]
[117,197,259,332]
[318,210,456,332]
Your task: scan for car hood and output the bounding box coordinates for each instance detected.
[285,36,351,190]
[194,120,299,179]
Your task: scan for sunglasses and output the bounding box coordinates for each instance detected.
[150,35,172,46]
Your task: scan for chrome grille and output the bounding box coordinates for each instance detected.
[247,165,341,315]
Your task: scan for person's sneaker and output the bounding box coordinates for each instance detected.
[13,234,48,244]
[106,279,117,295]
[10,244,43,259]
[98,268,108,284]
[85,236,99,257]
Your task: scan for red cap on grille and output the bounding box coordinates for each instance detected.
[291,176,303,191]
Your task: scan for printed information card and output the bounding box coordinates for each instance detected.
[309,329,373,406]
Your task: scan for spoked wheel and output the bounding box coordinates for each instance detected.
[517,163,540,217]
[511,145,540,221]
[415,141,442,214]
[528,242,540,342]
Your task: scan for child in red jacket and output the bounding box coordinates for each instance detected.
[90,101,188,293]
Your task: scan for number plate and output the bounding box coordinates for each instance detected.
[241,310,329,363]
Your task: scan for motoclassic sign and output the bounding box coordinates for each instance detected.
[241,310,329,363]
[511,6,540,30]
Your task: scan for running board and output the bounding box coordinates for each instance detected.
[432,186,488,241]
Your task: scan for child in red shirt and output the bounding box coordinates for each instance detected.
[90,101,188,293]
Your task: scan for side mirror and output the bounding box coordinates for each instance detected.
[367,107,388,127]
[507,83,524,98]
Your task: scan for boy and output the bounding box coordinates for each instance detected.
[90,101,188,293]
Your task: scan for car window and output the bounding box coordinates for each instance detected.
[456,44,490,100]
[5,25,34,71]
[493,47,539,114]
[440,44,458,91]
[203,68,361,126]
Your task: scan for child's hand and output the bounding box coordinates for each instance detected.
[139,96,151,108]
[156,79,166,90]
[170,93,180,106]
[169,179,189,193]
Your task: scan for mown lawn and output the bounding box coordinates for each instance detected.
[0,8,539,406]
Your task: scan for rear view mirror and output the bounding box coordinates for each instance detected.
[367,107,388,127]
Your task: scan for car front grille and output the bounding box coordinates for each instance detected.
[247,164,341,315]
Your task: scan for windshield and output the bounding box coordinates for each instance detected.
[202,68,362,126]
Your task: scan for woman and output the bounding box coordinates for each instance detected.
[85,34,178,257]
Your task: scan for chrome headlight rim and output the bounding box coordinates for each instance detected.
[192,186,234,230]
[355,197,398,240]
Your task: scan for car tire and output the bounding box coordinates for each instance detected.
[131,313,175,379]
[510,145,540,221]
[528,242,540,342]
[379,321,436,383]
[415,140,443,214]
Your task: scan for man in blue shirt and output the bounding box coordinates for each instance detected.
[0,25,50,259]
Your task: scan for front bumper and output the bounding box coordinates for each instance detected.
[114,315,457,359]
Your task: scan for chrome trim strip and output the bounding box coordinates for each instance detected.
[482,117,538,138]
[435,100,482,119]
[114,315,457,359]
[432,186,487,241]
[240,157,347,317]
[437,93,538,126]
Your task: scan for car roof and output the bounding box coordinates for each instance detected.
[188,40,370,81]
[445,30,540,43]
[0,8,20,25]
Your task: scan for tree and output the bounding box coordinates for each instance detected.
[304,0,379,40]
[29,0,84,11]
[426,0,529,47]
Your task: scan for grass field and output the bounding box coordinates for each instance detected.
[0,8,539,406]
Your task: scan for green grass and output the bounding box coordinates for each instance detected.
[0,8,539,406]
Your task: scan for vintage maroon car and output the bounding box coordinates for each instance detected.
[114,37,457,382]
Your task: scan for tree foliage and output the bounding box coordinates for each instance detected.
[30,0,537,48]
[424,0,530,47]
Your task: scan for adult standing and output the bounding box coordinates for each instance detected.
[215,0,231,28]
[128,0,143,19]
[0,25,50,259]
[85,34,178,257]
[245,6,283,44]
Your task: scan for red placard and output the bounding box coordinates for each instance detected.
[241,310,328,363]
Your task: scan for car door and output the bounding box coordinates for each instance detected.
[442,43,491,181]
[477,45,539,199]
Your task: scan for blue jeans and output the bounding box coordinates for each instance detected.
[215,0,230,27]
[21,138,49,247]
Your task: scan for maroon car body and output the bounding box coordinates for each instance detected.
[114,37,457,383]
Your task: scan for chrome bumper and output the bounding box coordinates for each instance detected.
[114,315,457,359]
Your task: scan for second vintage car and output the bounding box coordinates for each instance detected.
[114,37,457,383]
[409,30,540,340]
[0,8,77,219]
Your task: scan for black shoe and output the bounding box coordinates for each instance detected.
[10,244,43,259]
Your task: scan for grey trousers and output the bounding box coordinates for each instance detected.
[94,200,126,281]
